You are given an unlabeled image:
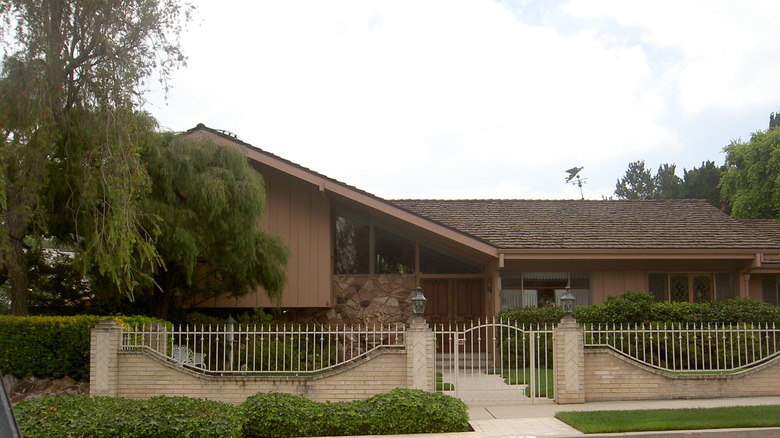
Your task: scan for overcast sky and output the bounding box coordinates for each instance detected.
[146,0,780,200]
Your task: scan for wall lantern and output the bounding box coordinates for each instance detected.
[560,290,576,316]
[225,314,237,342]
[411,287,427,315]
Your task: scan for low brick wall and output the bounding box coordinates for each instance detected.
[584,348,780,402]
[115,349,408,405]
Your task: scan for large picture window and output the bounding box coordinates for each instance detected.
[335,209,414,275]
[499,272,591,310]
[648,272,737,303]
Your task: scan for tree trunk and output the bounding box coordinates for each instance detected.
[3,181,30,316]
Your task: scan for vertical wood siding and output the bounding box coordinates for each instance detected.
[210,163,332,308]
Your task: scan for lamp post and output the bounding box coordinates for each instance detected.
[411,287,427,320]
[225,314,236,371]
[560,288,576,317]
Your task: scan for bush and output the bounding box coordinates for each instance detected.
[571,293,780,325]
[241,392,323,438]
[497,306,564,325]
[15,395,242,438]
[0,315,167,380]
[361,389,470,434]
[240,389,470,437]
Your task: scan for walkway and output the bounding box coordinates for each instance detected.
[467,396,780,437]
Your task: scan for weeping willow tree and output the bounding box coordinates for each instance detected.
[0,0,192,314]
[132,135,289,319]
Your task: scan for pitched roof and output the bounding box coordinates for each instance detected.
[390,199,778,251]
[741,219,780,262]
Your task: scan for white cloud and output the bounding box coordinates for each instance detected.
[146,0,780,200]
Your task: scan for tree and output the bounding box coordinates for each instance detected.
[0,0,191,314]
[653,163,682,199]
[127,134,289,319]
[681,161,724,209]
[614,160,655,200]
[720,128,780,219]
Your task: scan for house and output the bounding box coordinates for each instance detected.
[183,124,780,325]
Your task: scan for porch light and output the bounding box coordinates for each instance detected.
[411,287,427,315]
[560,290,576,315]
[225,314,237,342]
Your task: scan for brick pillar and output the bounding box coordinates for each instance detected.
[90,319,123,397]
[406,318,435,391]
[554,315,585,404]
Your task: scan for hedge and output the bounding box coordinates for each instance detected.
[241,389,470,437]
[0,315,167,380]
[15,389,470,438]
[15,395,242,438]
[498,292,780,326]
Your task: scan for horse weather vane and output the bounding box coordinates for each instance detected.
[565,166,587,200]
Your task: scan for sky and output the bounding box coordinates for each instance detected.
[146,0,780,201]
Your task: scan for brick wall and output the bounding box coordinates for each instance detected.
[584,349,780,402]
[115,349,408,404]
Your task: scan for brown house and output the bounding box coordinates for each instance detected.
[184,124,780,325]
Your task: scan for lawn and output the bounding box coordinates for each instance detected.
[486,368,555,398]
[555,405,780,434]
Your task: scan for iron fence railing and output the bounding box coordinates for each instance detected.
[433,318,556,402]
[121,323,406,375]
[584,322,780,373]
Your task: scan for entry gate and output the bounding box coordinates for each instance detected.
[433,319,555,403]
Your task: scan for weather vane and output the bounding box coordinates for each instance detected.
[565,166,587,200]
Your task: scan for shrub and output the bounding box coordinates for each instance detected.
[0,315,167,380]
[497,306,563,325]
[240,389,470,437]
[361,389,470,434]
[571,294,780,325]
[241,392,323,438]
[15,395,242,438]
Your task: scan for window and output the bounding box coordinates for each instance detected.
[334,207,486,276]
[334,209,414,275]
[762,274,780,305]
[647,272,737,303]
[499,272,591,310]
[419,244,483,274]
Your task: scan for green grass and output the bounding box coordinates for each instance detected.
[486,368,555,398]
[435,372,454,391]
[556,405,780,434]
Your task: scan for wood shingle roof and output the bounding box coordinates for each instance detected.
[390,199,778,251]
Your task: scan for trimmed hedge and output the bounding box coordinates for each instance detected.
[15,395,242,438]
[498,292,780,325]
[15,390,470,438]
[0,315,167,380]
[241,389,471,438]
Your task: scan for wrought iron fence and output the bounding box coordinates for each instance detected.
[584,322,780,372]
[121,323,406,375]
[434,319,556,402]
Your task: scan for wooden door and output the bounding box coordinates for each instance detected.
[421,278,486,324]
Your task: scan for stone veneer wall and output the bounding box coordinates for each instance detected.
[326,274,418,325]
[115,349,408,405]
[584,348,780,401]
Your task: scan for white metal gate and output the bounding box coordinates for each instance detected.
[434,319,555,403]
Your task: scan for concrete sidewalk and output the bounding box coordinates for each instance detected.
[467,396,780,437]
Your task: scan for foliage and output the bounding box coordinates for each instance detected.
[129,134,289,318]
[720,127,780,219]
[556,405,780,434]
[15,395,242,438]
[0,315,165,379]
[497,305,564,325]
[614,160,723,208]
[681,160,724,209]
[240,389,470,437]
[615,160,656,200]
[0,0,192,314]
[571,292,780,325]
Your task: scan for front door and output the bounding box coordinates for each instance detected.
[421,278,486,324]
